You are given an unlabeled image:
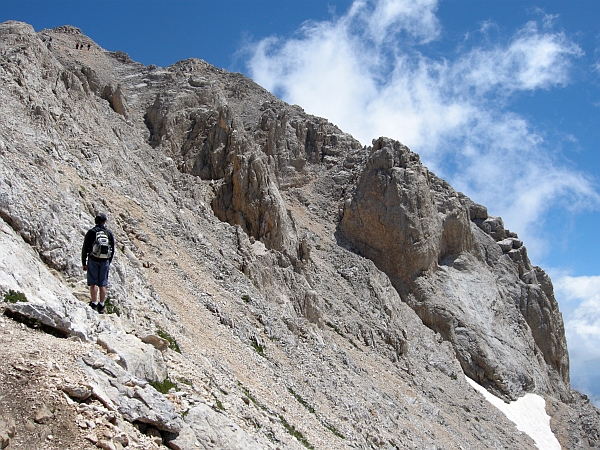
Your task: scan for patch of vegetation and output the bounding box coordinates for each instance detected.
[240,386,265,410]
[315,244,321,250]
[104,296,120,316]
[156,327,181,353]
[214,396,225,411]
[251,337,265,356]
[3,289,27,304]
[288,387,345,440]
[279,414,313,449]
[241,294,251,303]
[264,430,277,443]
[288,388,315,414]
[150,377,177,394]
[239,384,324,446]
[324,422,345,440]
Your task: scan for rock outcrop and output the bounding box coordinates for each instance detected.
[0,20,598,449]
[339,137,569,400]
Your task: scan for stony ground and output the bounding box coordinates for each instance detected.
[0,309,116,450]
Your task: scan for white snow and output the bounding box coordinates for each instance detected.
[465,377,561,450]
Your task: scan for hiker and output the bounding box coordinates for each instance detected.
[81,213,115,314]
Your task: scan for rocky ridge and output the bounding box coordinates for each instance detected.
[0,20,599,449]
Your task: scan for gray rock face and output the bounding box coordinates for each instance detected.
[0,219,98,341]
[340,137,474,285]
[80,350,182,433]
[169,404,264,450]
[339,137,568,400]
[212,150,299,254]
[97,332,167,382]
[0,20,597,449]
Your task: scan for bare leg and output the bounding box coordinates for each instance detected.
[99,286,107,305]
[89,285,98,303]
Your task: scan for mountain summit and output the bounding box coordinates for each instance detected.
[0,21,598,449]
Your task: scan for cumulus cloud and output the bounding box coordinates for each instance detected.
[244,0,599,260]
[455,21,582,93]
[553,275,600,406]
[364,0,441,43]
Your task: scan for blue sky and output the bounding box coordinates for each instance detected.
[3,0,599,406]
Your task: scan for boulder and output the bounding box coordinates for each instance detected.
[469,203,488,221]
[0,416,15,450]
[140,333,170,351]
[61,383,93,401]
[97,332,167,382]
[175,404,263,450]
[80,350,182,433]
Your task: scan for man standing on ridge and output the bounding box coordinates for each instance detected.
[82,212,114,314]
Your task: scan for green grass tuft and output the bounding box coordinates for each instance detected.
[279,415,313,449]
[288,387,345,439]
[324,422,345,439]
[150,377,177,394]
[288,388,315,414]
[4,290,28,303]
[214,397,225,411]
[250,337,265,356]
[104,296,120,316]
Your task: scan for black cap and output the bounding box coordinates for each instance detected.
[95,212,107,224]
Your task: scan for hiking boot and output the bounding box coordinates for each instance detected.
[89,301,98,311]
[97,303,105,314]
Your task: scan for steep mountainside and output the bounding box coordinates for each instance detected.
[1,21,599,450]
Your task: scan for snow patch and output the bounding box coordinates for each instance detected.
[465,377,560,450]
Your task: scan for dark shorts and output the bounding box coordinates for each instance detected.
[87,259,110,286]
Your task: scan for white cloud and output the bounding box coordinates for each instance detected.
[364,0,440,43]
[455,21,583,93]
[553,275,600,406]
[245,0,599,262]
[554,275,600,344]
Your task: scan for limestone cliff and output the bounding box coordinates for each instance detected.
[0,21,598,450]
[339,137,569,400]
